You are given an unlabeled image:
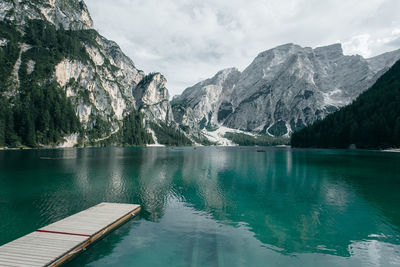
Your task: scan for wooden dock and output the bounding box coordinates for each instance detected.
[0,202,141,267]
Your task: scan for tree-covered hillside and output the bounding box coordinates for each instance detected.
[150,122,192,146]
[224,132,289,146]
[0,20,150,148]
[291,59,400,149]
[0,20,82,147]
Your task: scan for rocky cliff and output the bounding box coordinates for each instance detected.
[0,0,93,30]
[172,68,240,135]
[173,43,400,139]
[0,0,176,147]
[134,73,174,124]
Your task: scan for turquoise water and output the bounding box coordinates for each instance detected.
[0,147,400,266]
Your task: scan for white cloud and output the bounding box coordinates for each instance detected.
[342,30,400,57]
[343,34,373,57]
[85,0,400,96]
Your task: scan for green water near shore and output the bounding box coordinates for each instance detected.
[0,147,400,266]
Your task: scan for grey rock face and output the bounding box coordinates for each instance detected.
[0,0,93,30]
[134,73,174,124]
[1,0,173,145]
[366,49,400,76]
[54,35,145,133]
[172,68,240,134]
[175,43,400,137]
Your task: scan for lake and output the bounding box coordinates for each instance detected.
[0,147,399,266]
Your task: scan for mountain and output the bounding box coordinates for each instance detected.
[172,68,240,135]
[1,1,398,148]
[291,59,400,149]
[0,0,183,148]
[172,43,400,142]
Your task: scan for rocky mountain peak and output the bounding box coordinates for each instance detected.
[254,43,300,64]
[171,67,241,134]
[314,43,343,60]
[209,67,240,86]
[0,0,93,30]
[174,67,240,105]
[134,73,169,107]
[174,43,400,141]
[257,43,299,56]
[133,73,174,124]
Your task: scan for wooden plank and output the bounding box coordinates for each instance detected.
[0,248,57,261]
[2,243,74,253]
[5,235,84,246]
[0,202,141,267]
[9,237,85,244]
[0,254,48,265]
[0,256,44,267]
[8,239,82,248]
[0,260,41,267]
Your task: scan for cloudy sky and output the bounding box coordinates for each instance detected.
[85,0,400,96]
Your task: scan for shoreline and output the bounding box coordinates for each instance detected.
[0,147,33,151]
[2,145,400,152]
[383,148,400,153]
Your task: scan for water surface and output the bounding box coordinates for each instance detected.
[0,147,399,266]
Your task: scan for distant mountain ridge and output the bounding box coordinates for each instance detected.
[172,43,400,142]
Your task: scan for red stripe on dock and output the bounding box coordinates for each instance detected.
[36,229,91,237]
